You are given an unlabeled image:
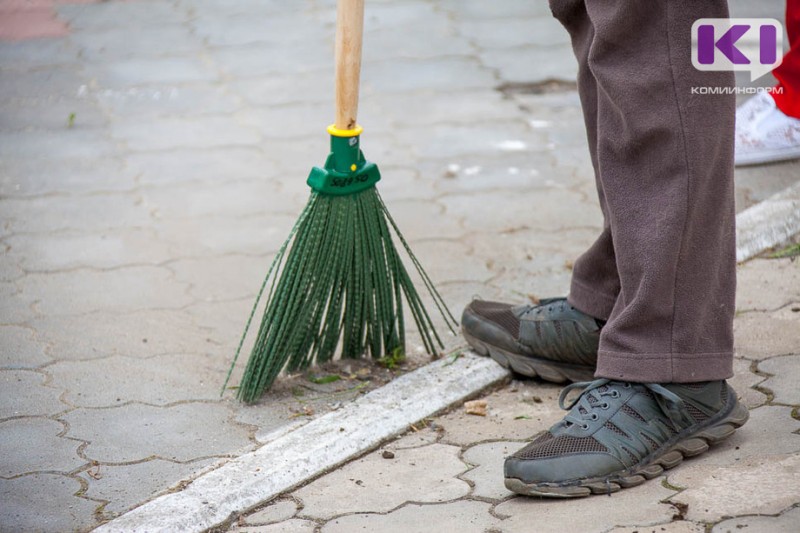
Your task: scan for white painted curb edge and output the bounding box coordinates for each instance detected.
[94,354,510,533]
[736,182,800,263]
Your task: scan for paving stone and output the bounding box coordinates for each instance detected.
[0,67,87,101]
[49,353,224,408]
[366,166,437,203]
[167,255,271,304]
[396,122,548,161]
[0,157,136,197]
[0,248,24,283]
[733,309,800,360]
[243,499,298,525]
[69,25,202,62]
[758,355,800,405]
[0,370,65,419]
[192,12,332,48]
[294,443,470,520]
[0,281,37,325]
[0,325,52,369]
[405,240,493,285]
[382,199,464,242]
[384,427,440,451]
[437,382,564,446]
[0,473,97,533]
[57,1,185,30]
[461,441,521,500]
[86,57,218,88]
[31,308,214,361]
[63,402,251,463]
[440,188,603,234]
[2,193,149,234]
[712,505,800,533]
[457,17,571,49]
[239,102,385,141]
[95,84,241,118]
[440,0,553,20]
[152,213,297,257]
[183,298,256,354]
[141,180,298,221]
[361,58,496,94]
[6,229,173,272]
[496,481,678,533]
[363,1,442,31]
[0,38,79,69]
[233,518,317,533]
[112,116,261,151]
[667,453,800,522]
[728,357,767,409]
[609,523,705,533]
[81,458,218,516]
[125,147,274,188]
[374,90,522,130]
[479,45,578,84]
[0,97,108,130]
[426,154,563,196]
[0,418,84,477]
[211,42,331,79]
[465,227,595,286]
[736,259,800,311]
[690,406,800,466]
[322,499,500,533]
[229,72,332,107]
[363,23,474,62]
[176,0,285,17]
[18,266,193,316]
[0,129,116,160]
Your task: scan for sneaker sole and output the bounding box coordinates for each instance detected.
[463,330,595,384]
[504,398,750,498]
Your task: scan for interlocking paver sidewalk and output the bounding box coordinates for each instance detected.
[227,258,800,533]
[1,0,798,532]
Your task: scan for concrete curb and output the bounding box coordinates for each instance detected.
[736,182,800,262]
[94,354,510,533]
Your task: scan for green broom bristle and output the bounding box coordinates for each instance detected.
[223,186,457,403]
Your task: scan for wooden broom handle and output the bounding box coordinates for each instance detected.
[334,0,364,131]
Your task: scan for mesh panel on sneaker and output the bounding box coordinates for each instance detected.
[604,421,627,437]
[620,404,647,422]
[512,435,608,459]
[469,300,520,338]
[684,402,709,423]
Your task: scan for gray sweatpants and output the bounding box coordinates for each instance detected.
[552,0,737,382]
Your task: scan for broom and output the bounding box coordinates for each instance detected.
[223,0,457,403]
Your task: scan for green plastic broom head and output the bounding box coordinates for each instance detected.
[223,126,457,403]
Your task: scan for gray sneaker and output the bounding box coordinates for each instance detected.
[461,298,600,383]
[504,379,749,497]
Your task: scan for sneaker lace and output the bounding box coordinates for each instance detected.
[558,378,692,431]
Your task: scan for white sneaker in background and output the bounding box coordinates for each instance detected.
[735,91,800,166]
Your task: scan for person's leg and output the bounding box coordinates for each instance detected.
[772,0,800,118]
[552,0,622,322]
[579,0,736,383]
[503,0,747,497]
